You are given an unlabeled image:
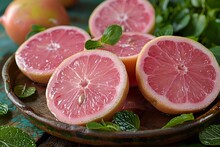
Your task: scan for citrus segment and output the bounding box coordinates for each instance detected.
[100,32,155,87]
[136,36,220,114]
[89,0,155,37]
[15,26,90,84]
[46,50,129,125]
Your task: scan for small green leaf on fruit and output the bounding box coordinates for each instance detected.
[26,25,46,40]
[113,110,140,131]
[0,103,8,115]
[0,126,36,147]
[101,24,122,45]
[14,84,36,98]
[162,113,194,129]
[85,25,123,50]
[86,120,120,131]
[199,124,220,146]
[85,40,103,50]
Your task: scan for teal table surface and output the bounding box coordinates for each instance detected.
[0,1,220,147]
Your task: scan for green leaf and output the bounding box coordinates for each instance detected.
[0,126,36,147]
[86,120,120,131]
[162,113,195,129]
[113,110,140,131]
[204,19,220,46]
[154,24,173,37]
[26,25,46,40]
[85,40,103,50]
[0,103,8,115]
[172,8,190,32]
[187,36,199,41]
[101,24,122,45]
[182,13,207,37]
[199,124,220,146]
[210,46,220,65]
[191,0,206,8]
[14,84,36,98]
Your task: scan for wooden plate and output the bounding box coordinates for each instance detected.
[2,55,220,146]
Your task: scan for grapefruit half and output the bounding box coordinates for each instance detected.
[100,32,155,87]
[46,50,129,125]
[89,0,155,37]
[136,36,220,114]
[15,26,90,84]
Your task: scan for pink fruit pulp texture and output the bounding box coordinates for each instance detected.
[16,26,89,74]
[144,40,217,103]
[103,33,154,57]
[46,51,128,124]
[89,0,155,37]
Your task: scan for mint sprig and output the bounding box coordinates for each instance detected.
[0,103,8,115]
[85,24,123,50]
[86,110,140,132]
[86,119,121,132]
[14,84,36,98]
[162,113,195,129]
[0,126,36,147]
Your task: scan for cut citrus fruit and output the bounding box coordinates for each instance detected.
[89,0,155,37]
[136,36,220,114]
[46,50,129,125]
[100,32,155,87]
[15,26,90,84]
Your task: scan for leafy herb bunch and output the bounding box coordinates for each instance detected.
[150,0,220,49]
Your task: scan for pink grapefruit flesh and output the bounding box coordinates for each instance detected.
[46,50,129,125]
[136,36,220,114]
[15,26,90,84]
[89,0,155,37]
[100,32,155,87]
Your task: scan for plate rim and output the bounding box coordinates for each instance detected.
[2,54,220,143]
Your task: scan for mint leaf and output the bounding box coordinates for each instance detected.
[154,24,173,37]
[0,126,36,147]
[172,8,190,32]
[86,119,120,131]
[182,13,207,37]
[113,110,140,131]
[162,113,194,129]
[85,40,103,50]
[14,84,36,98]
[85,25,122,50]
[199,124,220,146]
[0,103,8,115]
[101,24,122,45]
[26,25,46,40]
[210,46,220,65]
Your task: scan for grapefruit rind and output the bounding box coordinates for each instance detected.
[136,36,220,114]
[89,0,155,37]
[15,26,90,84]
[46,50,129,125]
